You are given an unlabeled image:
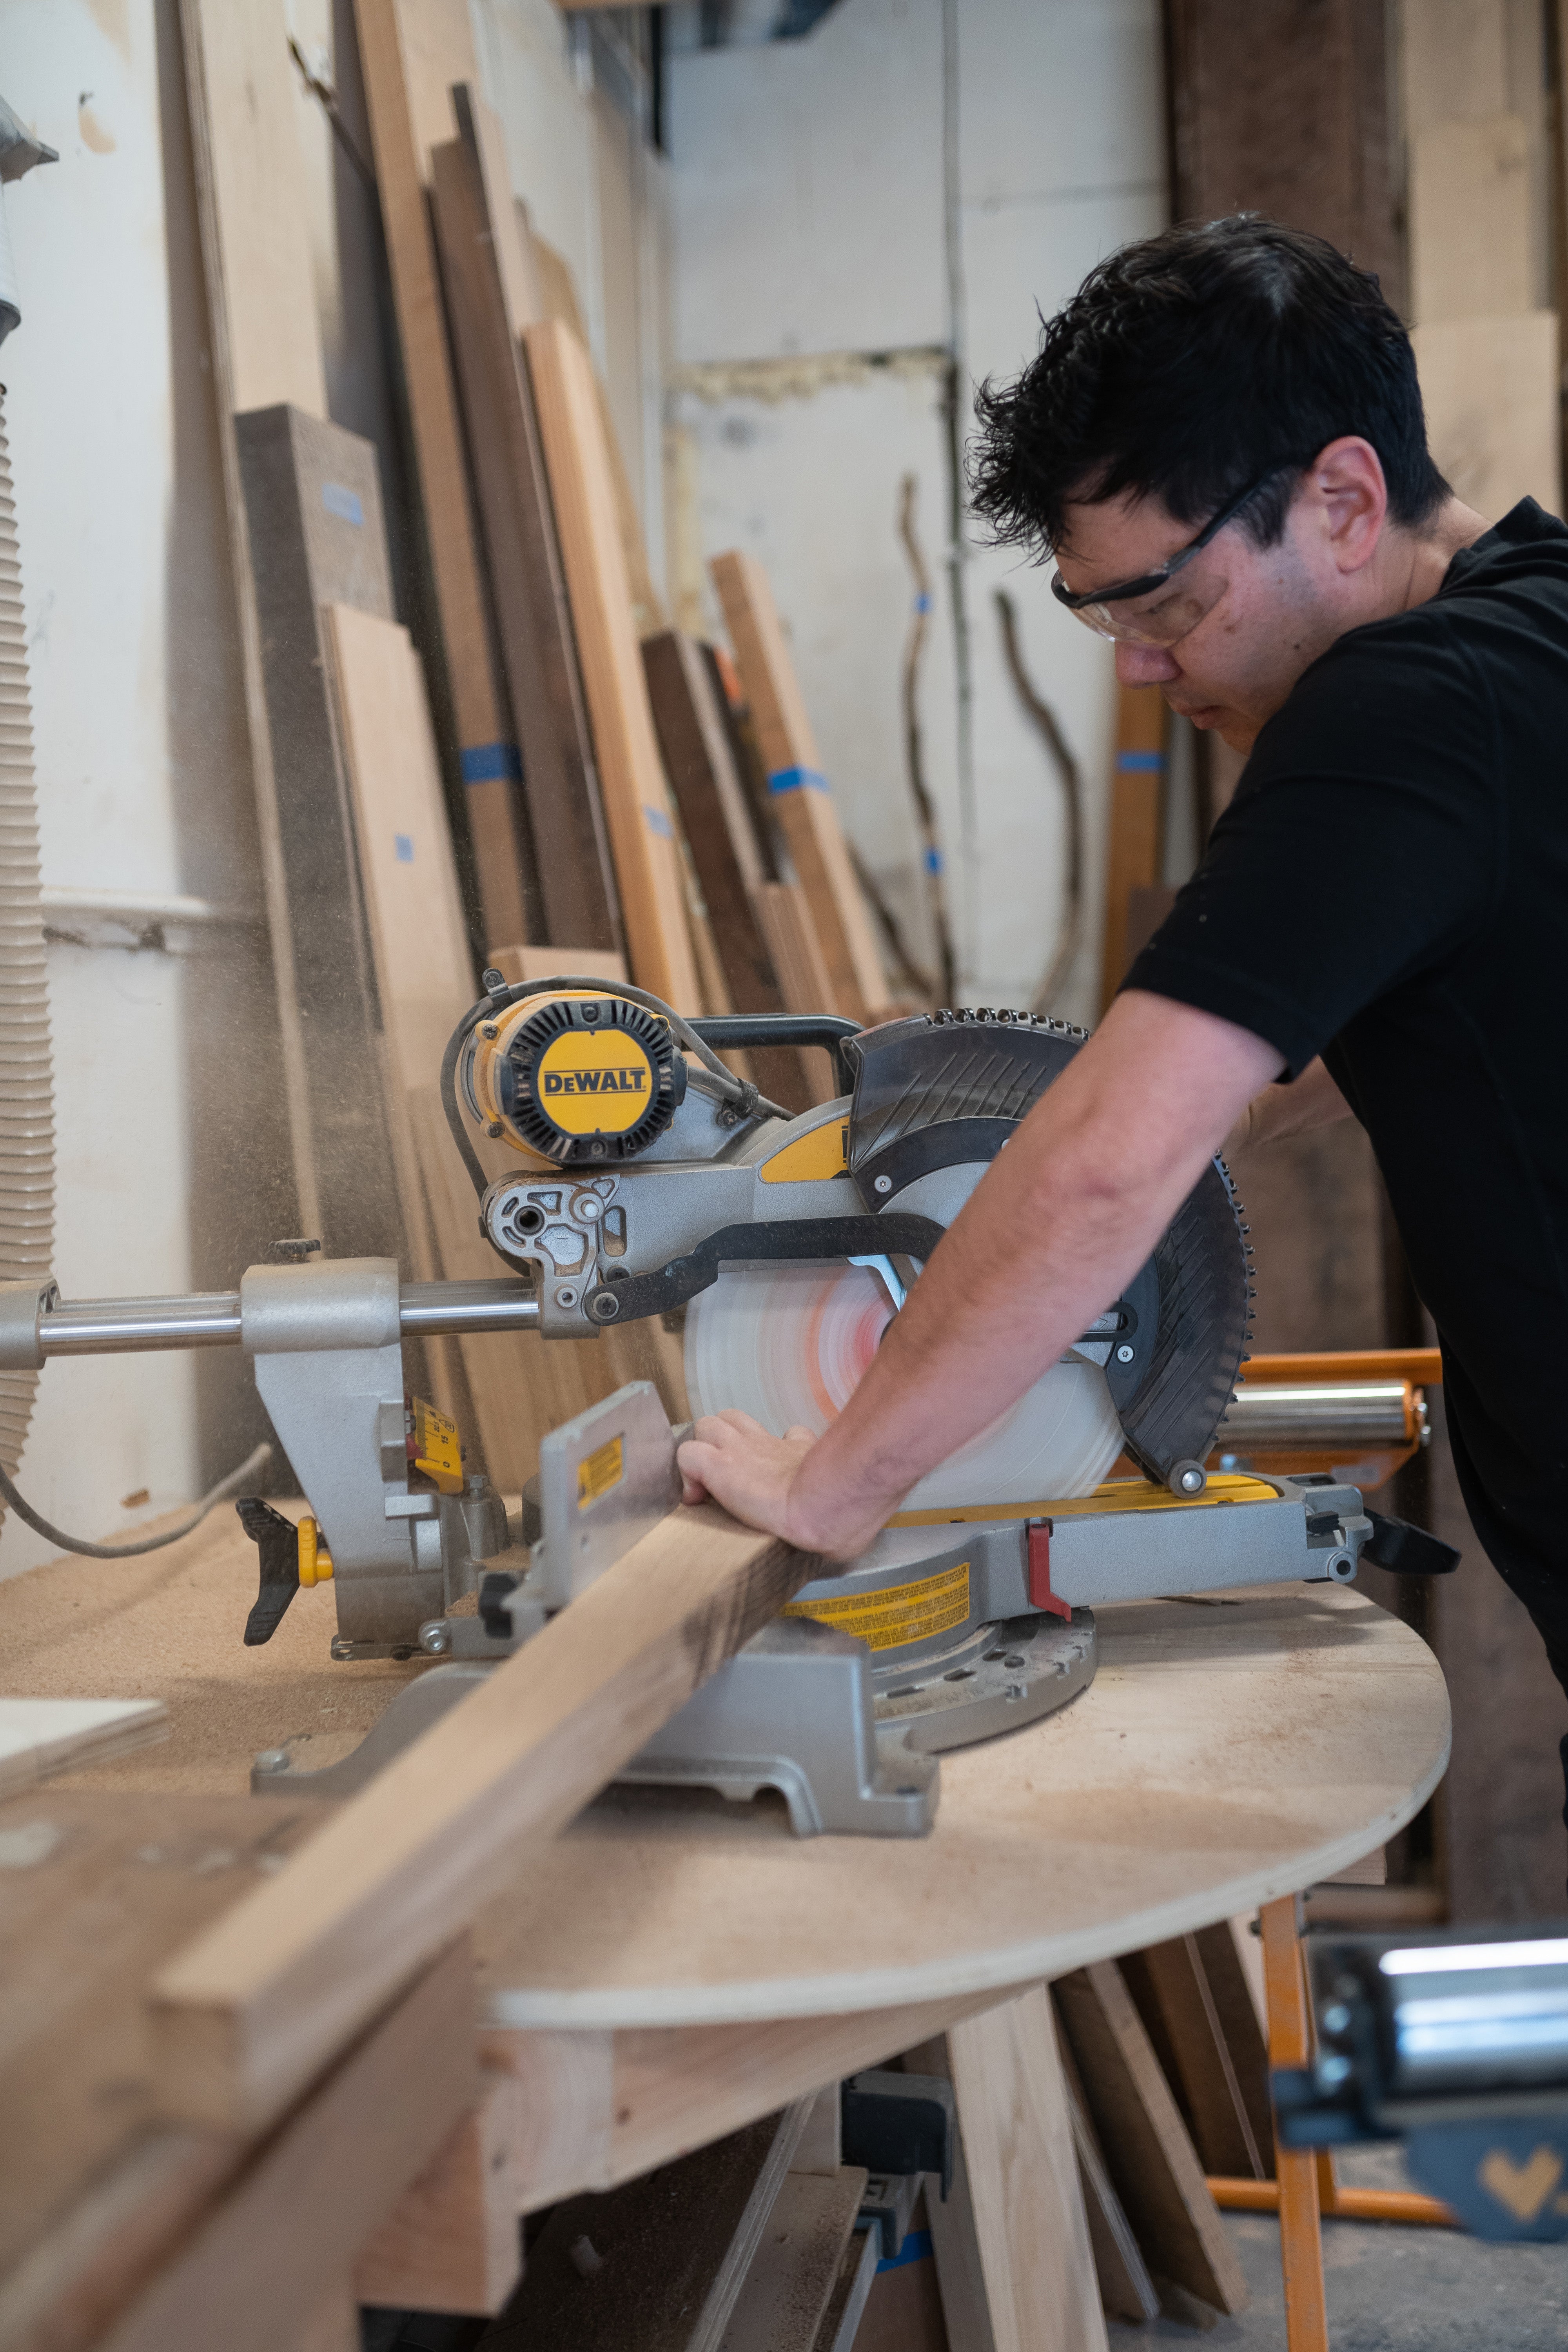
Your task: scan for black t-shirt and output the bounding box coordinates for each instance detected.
[1125,498,1568,1640]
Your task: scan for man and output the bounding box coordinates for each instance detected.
[679,216,1568,1753]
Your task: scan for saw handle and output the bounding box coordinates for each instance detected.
[238,1496,301,1643]
[688,1014,862,1095]
[1361,1509,1460,1577]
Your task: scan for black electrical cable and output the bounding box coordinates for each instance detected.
[0,1440,274,1560]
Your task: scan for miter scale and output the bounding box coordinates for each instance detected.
[0,978,1436,1838]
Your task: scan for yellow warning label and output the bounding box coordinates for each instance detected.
[411,1397,463,1495]
[577,1434,625,1511]
[782,1561,970,1652]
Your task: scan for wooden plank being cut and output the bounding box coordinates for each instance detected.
[1120,1935,1267,2180]
[709,550,888,1024]
[643,630,813,1110]
[1098,682,1166,1013]
[525,319,702,1011]
[431,119,621,955]
[464,2102,813,2351]
[352,0,535,957]
[149,1505,816,2131]
[0,1697,167,1797]
[1052,1963,1247,2316]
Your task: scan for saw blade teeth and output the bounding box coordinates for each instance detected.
[684,1259,1125,1508]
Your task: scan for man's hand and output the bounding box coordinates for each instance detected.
[677,1412,884,1561]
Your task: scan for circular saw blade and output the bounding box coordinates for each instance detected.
[684,1259,1125,1510]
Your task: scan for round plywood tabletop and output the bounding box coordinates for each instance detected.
[2,1510,1449,2033]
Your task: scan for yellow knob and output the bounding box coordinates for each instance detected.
[297,1517,333,1587]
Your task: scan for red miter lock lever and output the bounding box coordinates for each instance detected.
[1027,1521,1071,1621]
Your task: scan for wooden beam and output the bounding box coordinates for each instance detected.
[1120,1936,1266,2181]
[525,319,702,1009]
[710,550,889,1024]
[102,1940,475,2352]
[1052,1964,1247,2316]
[354,2071,524,2315]
[148,1506,817,2131]
[352,0,535,958]
[1258,1900,1327,2352]
[431,124,621,955]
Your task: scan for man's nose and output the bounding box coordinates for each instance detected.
[1115,640,1180,688]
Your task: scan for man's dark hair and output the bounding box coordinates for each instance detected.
[969,216,1448,560]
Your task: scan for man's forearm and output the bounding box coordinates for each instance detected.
[790,992,1282,1547]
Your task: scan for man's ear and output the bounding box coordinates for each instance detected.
[1307,436,1388,575]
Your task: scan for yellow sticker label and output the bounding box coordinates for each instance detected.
[759,1120,850,1184]
[536,1029,656,1136]
[577,1434,625,1511]
[783,1561,970,1652]
[411,1397,463,1496]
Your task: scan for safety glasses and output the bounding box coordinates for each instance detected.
[1050,467,1284,646]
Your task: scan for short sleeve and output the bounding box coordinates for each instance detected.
[1121,622,1501,1075]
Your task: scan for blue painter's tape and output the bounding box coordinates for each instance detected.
[394,833,414,864]
[924,846,942,874]
[1117,750,1165,772]
[644,804,674,839]
[321,481,364,528]
[461,741,523,784]
[768,766,829,796]
[877,2229,933,2275]
[915,592,932,614]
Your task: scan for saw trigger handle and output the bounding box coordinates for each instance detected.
[1361,1509,1461,1576]
[237,1495,301,1644]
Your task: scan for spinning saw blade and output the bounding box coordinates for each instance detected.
[686,1009,1251,1506]
[684,1260,1124,1508]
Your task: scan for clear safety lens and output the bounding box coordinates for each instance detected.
[1066,571,1230,647]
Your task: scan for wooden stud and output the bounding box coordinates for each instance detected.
[354,2071,524,2314]
[1097,682,1166,1014]
[1056,2025,1161,2324]
[710,549,889,1024]
[431,124,621,955]
[525,319,702,1010]
[945,1987,1109,2352]
[1259,1898,1328,2352]
[103,1941,476,2352]
[148,1506,817,2131]
[352,0,534,958]
[1052,1963,1247,2316]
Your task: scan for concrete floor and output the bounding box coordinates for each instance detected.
[1109,2149,1568,2348]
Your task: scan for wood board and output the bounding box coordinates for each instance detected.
[716,2166,869,2352]
[148,1503,818,2131]
[1057,2040,1161,2325]
[710,550,888,1024]
[1052,1963,1247,2315]
[1119,1934,1267,2180]
[1098,683,1166,1013]
[352,0,535,958]
[431,124,621,955]
[1411,310,1561,520]
[525,319,702,1010]
[643,630,813,1109]
[0,1697,167,1797]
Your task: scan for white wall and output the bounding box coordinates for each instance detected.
[666,0,1166,1014]
[0,0,264,1575]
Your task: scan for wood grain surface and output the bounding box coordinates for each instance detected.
[148,1505,817,2131]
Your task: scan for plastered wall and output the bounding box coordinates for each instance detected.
[665,0,1167,1014]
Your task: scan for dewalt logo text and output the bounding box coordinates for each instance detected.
[543,1067,648,1097]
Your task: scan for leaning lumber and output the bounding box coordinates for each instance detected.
[431,124,621,955]
[353,0,535,958]
[1052,1963,1247,2316]
[1120,1933,1267,2180]
[148,1506,817,2132]
[525,320,702,1010]
[709,550,889,1024]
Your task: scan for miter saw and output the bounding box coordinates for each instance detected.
[0,975,1435,1837]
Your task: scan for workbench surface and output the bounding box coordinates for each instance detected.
[3,1504,1451,2030]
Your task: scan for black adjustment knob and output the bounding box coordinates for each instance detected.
[270,1238,321,1262]
[237,1497,301,1643]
